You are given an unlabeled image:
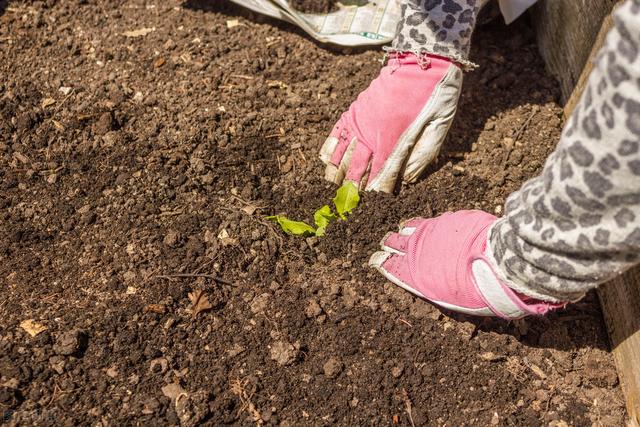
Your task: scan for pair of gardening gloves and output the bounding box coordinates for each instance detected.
[319,53,560,319]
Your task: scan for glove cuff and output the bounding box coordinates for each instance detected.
[469,256,567,319]
[389,0,482,71]
[470,226,568,319]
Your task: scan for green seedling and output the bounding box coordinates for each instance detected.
[267,181,360,237]
[314,205,336,237]
[265,215,317,236]
[332,180,360,219]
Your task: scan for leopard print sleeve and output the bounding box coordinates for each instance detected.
[389,0,484,70]
[487,0,640,302]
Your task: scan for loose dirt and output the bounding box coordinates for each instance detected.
[288,0,340,14]
[0,1,627,426]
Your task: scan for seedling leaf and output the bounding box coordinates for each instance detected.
[267,182,360,238]
[332,181,360,219]
[313,205,336,236]
[266,215,316,236]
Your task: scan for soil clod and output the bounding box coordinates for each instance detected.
[53,330,88,356]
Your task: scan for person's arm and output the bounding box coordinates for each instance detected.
[371,0,640,318]
[487,0,640,302]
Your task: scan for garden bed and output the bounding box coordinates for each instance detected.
[0,0,627,425]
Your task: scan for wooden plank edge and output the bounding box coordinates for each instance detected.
[561,2,640,423]
[563,2,623,118]
[599,267,640,426]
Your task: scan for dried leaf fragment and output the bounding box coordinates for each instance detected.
[122,27,156,38]
[188,290,212,317]
[20,319,48,337]
[217,228,238,246]
[480,352,506,362]
[13,152,29,164]
[241,205,257,215]
[529,363,547,379]
[52,119,65,131]
[153,57,166,68]
[266,79,288,89]
[41,98,56,108]
[144,304,167,314]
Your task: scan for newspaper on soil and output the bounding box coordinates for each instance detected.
[227,0,402,46]
[227,0,533,46]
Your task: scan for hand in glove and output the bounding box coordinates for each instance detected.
[369,210,565,319]
[319,53,463,193]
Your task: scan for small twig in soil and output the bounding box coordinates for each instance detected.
[543,386,556,417]
[264,222,285,244]
[398,318,413,328]
[228,194,266,211]
[230,378,262,423]
[402,389,416,427]
[513,109,537,142]
[77,113,97,121]
[265,37,282,48]
[56,91,75,110]
[262,313,280,335]
[297,147,307,163]
[192,256,220,275]
[229,74,254,80]
[445,151,466,159]
[154,273,235,286]
[45,385,59,407]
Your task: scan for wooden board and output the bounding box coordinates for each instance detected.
[600,267,640,426]
[531,0,619,103]
[563,3,620,117]
[532,1,640,424]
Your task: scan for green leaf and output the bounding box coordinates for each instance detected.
[267,182,361,238]
[266,215,316,236]
[332,181,360,219]
[314,205,336,228]
[313,205,336,237]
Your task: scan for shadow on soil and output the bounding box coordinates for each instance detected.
[448,290,613,352]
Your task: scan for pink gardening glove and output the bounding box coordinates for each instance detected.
[369,210,564,319]
[319,53,463,193]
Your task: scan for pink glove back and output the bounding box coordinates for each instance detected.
[369,210,565,319]
[320,53,463,193]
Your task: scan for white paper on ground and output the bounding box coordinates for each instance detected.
[227,0,402,46]
[227,0,538,46]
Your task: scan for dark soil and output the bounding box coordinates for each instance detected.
[288,0,340,14]
[0,1,627,426]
